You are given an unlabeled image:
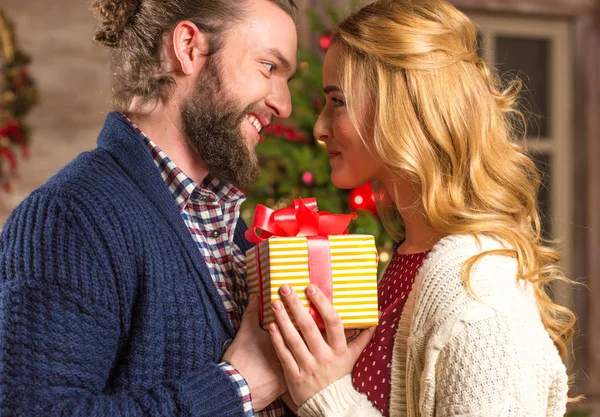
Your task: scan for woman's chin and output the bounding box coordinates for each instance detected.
[331,173,361,190]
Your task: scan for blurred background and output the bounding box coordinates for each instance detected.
[0,0,598,414]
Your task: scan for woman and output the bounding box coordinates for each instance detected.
[268,0,576,416]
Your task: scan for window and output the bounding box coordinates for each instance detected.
[468,14,574,316]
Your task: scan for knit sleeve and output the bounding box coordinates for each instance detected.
[0,191,244,417]
[297,375,383,417]
[430,310,568,417]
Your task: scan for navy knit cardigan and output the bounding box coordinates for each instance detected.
[0,113,253,416]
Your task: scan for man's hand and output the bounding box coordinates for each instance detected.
[222,294,287,411]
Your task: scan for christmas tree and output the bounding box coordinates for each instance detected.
[0,10,39,191]
[242,1,395,271]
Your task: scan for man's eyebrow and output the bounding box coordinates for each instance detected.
[323,86,342,94]
[266,48,297,81]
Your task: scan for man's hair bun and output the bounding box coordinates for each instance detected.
[91,0,141,48]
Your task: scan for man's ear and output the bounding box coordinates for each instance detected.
[171,20,210,76]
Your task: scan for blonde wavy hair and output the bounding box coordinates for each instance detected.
[333,0,576,366]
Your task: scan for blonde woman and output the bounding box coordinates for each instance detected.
[267,0,576,416]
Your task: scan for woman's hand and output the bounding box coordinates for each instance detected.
[268,284,376,407]
[280,391,298,414]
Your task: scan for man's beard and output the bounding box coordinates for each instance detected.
[181,60,261,190]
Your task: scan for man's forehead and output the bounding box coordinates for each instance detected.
[228,2,297,49]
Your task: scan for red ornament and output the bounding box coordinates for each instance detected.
[348,182,378,217]
[302,171,315,186]
[320,32,333,51]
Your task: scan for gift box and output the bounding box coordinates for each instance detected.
[245,198,379,330]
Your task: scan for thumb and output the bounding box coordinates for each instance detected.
[241,294,261,328]
[347,326,376,360]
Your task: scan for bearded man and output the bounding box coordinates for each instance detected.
[0,0,298,416]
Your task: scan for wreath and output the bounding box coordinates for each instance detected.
[0,10,39,191]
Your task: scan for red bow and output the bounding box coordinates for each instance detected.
[245,197,356,243]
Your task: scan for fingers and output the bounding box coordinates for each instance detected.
[246,293,259,312]
[240,294,260,329]
[269,322,300,377]
[271,293,314,368]
[304,285,346,352]
[278,284,327,354]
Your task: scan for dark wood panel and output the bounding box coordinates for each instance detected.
[574,6,600,398]
[451,0,596,16]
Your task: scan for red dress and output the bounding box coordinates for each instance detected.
[352,250,429,416]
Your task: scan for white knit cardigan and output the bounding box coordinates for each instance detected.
[298,234,568,417]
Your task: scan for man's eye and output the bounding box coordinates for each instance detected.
[263,62,275,72]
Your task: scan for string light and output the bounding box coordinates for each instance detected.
[380,251,391,263]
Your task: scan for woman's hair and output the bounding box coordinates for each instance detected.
[333,0,577,369]
[90,0,298,111]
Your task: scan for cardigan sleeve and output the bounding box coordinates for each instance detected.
[0,191,245,417]
[405,235,568,417]
[297,375,383,417]
[429,310,567,417]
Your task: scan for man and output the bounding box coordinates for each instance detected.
[0,0,298,415]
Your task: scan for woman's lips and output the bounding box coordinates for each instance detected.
[328,149,341,159]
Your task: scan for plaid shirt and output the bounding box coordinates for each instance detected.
[125,117,288,417]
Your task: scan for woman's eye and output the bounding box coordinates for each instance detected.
[331,97,345,107]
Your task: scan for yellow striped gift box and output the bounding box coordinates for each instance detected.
[246,234,379,330]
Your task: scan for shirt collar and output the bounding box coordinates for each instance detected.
[121,113,246,210]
